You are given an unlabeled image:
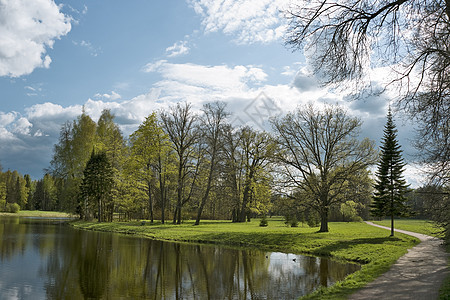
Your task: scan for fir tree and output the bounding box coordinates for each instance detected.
[371,107,410,236]
[80,151,114,222]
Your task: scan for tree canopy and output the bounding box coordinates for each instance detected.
[271,103,377,232]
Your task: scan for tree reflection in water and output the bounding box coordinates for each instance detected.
[0,217,360,299]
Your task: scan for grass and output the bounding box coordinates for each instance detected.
[0,210,75,218]
[372,219,444,237]
[440,244,450,300]
[71,217,419,299]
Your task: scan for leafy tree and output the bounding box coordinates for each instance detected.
[32,174,57,211]
[80,151,114,222]
[50,112,97,214]
[24,174,35,210]
[271,103,377,232]
[418,185,450,243]
[371,108,410,236]
[128,112,171,223]
[232,127,275,222]
[329,168,374,221]
[0,174,5,204]
[96,109,125,219]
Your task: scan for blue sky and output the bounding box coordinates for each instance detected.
[0,0,421,185]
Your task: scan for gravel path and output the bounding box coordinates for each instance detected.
[348,221,449,300]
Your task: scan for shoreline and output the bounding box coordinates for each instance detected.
[69,219,419,300]
[0,210,75,218]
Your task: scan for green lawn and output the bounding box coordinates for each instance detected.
[71,218,419,299]
[372,219,444,237]
[0,210,75,218]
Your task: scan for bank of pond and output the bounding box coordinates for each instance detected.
[1,216,422,299]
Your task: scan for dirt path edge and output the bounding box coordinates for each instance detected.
[348,221,449,300]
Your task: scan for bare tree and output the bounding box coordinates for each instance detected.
[161,102,199,224]
[194,102,229,225]
[285,0,450,184]
[271,103,377,232]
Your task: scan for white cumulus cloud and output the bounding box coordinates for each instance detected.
[189,0,291,44]
[94,91,121,100]
[143,60,268,92]
[166,41,190,57]
[0,0,72,77]
[12,117,33,135]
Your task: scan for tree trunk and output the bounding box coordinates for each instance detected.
[98,196,102,223]
[148,182,154,223]
[390,214,395,236]
[160,179,165,224]
[239,191,248,222]
[173,206,178,224]
[239,171,254,222]
[175,160,183,225]
[177,204,182,224]
[390,178,394,236]
[319,207,329,232]
[195,154,216,225]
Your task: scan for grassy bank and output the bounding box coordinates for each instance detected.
[372,219,444,237]
[0,210,75,218]
[71,218,418,299]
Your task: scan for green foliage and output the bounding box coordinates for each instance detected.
[231,127,276,223]
[0,169,31,211]
[49,112,97,214]
[33,174,57,211]
[284,215,299,227]
[340,201,363,222]
[0,200,6,211]
[80,151,114,222]
[259,216,268,227]
[306,211,320,227]
[6,202,20,213]
[127,112,172,222]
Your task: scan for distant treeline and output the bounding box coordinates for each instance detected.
[0,102,443,226]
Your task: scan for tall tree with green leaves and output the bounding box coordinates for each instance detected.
[371,108,410,236]
[50,112,97,214]
[128,112,171,223]
[96,109,125,218]
[80,151,114,222]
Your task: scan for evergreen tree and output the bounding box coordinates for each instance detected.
[80,151,114,222]
[371,108,410,236]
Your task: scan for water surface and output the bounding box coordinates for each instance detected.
[0,216,359,299]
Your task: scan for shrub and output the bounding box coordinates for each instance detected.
[284,214,299,227]
[259,216,268,227]
[0,200,6,212]
[6,203,20,213]
[290,216,299,227]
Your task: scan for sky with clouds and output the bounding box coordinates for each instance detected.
[0,0,422,186]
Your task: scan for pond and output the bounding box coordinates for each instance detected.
[0,216,360,299]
